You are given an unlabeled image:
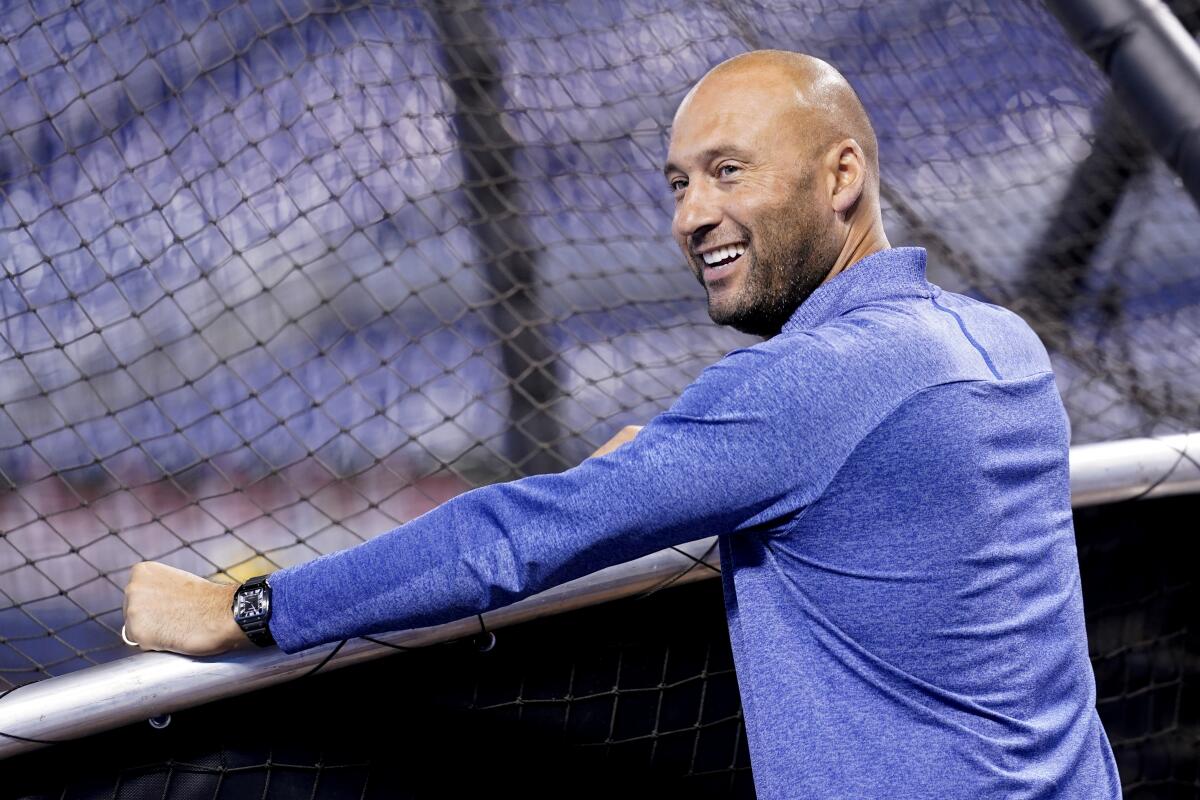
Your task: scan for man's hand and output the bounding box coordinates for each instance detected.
[589,425,644,458]
[122,561,253,656]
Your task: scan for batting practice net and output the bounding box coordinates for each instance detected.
[1,0,1198,796]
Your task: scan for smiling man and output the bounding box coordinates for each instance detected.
[664,51,885,338]
[124,50,1121,797]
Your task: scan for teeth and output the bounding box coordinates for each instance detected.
[701,244,746,266]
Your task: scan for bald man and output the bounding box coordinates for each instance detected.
[665,50,888,338]
[124,51,1121,797]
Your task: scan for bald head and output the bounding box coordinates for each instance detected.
[675,50,879,192]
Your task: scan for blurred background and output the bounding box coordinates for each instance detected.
[1,0,1197,797]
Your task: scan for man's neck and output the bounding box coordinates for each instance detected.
[822,219,891,287]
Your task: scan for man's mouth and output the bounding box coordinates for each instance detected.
[698,243,746,283]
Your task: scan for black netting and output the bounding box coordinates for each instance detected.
[1,0,1199,791]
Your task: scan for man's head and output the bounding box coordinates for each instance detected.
[664,50,884,337]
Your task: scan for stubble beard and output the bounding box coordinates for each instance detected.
[704,210,839,339]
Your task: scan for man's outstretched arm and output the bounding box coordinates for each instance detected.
[123,333,898,656]
[122,425,645,655]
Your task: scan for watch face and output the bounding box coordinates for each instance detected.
[234,586,269,620]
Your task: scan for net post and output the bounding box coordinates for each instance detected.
[1043,0,1200,207]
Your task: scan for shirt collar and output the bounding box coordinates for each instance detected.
[780,246,931,334]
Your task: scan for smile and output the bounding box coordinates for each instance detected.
[701,244,746,266]
[698,244,746,285]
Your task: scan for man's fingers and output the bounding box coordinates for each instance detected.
[122,617,149,651]
[122,564,136,645]
[589,425,644,458]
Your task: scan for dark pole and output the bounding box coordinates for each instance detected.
[426,0,564,478]
[1043,0,1200,208]
[1014,1,1200,428]
[1014,94,1149,351]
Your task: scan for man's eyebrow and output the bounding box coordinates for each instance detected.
[662,145,754,178]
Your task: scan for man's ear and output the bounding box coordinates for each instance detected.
[826,138,866,214]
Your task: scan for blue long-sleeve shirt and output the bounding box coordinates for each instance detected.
[266,246,1121,798]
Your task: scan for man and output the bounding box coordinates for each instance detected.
[123,50,1121,797]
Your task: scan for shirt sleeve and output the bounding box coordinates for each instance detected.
[265,332,902,654]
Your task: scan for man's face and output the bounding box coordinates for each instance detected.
[664,77,841,337]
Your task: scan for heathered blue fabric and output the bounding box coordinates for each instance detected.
[267,247,1121,798]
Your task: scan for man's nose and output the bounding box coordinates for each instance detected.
[673,180,722,244]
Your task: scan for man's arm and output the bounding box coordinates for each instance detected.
[260,335,902,655]
[121,425,645,655]
[125,331,903,656]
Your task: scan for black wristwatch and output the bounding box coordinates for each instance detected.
[232,574,276,647]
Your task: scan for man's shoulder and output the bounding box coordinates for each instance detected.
[676,318,930,418]
[678,285,1054,418]
[800,281,1053,382]
[917,284,1054,379]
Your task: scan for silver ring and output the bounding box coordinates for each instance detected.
[121,624,139,647]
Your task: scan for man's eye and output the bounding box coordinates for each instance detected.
[669,179,687,192]
[719,164,740,177]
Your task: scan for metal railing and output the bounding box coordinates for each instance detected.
[2,430,1196,760]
